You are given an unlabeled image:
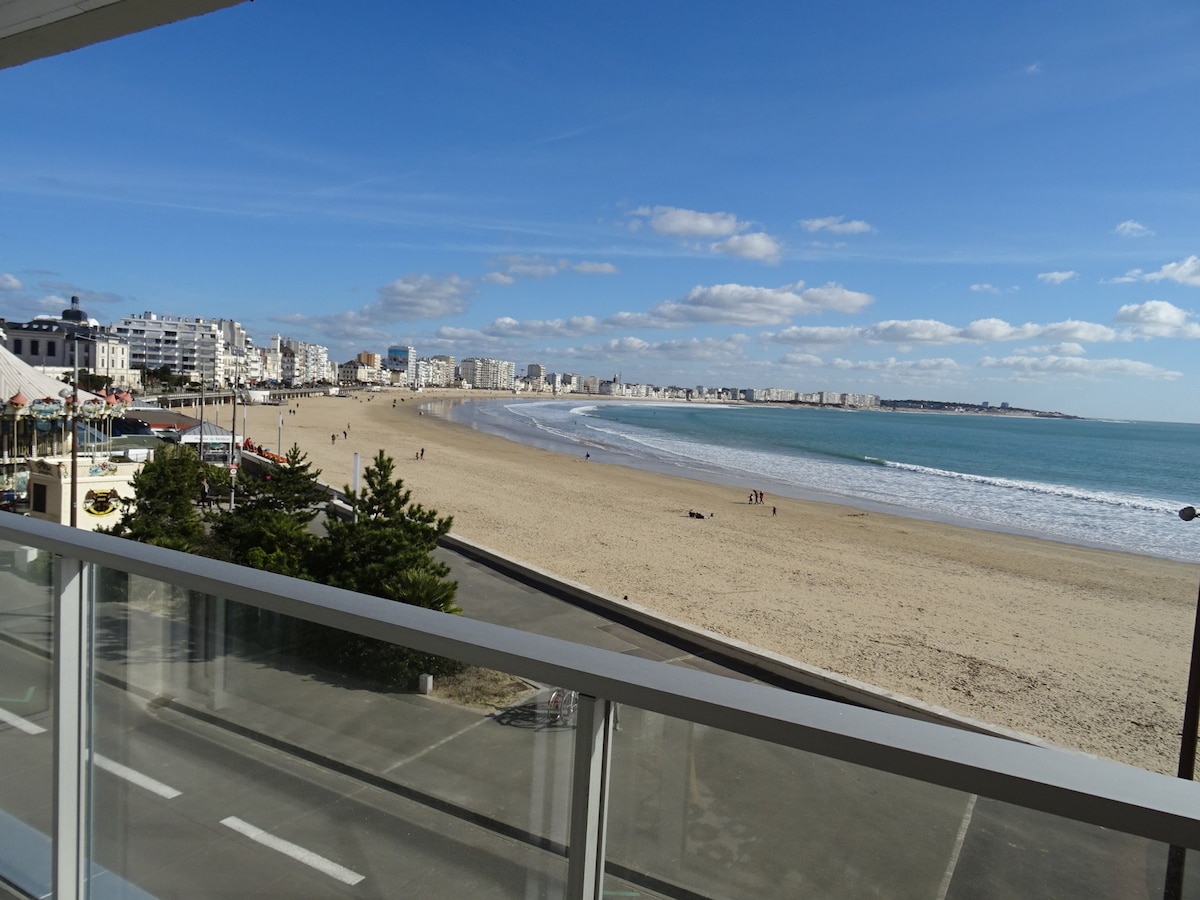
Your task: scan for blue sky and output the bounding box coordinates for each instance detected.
[2,1,1200,421]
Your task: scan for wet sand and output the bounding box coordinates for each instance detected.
[226,388,1200,773]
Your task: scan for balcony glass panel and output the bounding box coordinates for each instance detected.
[90,569,578,898]
[0,540,55,895]
[605,706,1177,899]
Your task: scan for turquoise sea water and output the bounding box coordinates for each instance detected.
[439,399,1200,563]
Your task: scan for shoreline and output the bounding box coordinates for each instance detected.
[435,394,1190,563]
[229,388,1200,774]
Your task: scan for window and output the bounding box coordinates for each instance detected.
[30,340,39,356]
[12,339,21,354]
[32,483,46,513]
[48,341,57,357]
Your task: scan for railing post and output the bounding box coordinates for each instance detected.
[566,695,614,899]
[53,554,93,900]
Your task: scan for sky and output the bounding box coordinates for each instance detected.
[2,2,1200,421]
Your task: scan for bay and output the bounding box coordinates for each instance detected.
[438,398,1200,563]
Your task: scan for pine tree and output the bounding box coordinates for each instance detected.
[207,444,324,577]
[316,450,455,603]
[105,443,208,552]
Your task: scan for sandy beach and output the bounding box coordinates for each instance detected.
[220,388,1200,774]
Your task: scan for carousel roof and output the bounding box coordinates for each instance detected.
[0,341,106,412]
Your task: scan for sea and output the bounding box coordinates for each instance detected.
[431,398,1200,564]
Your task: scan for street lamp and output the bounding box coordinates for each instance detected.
[1164,506,1200,900]
[58,387,77,529]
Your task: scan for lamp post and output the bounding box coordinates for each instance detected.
[1164,506,1200,900]
[58,334,80,528]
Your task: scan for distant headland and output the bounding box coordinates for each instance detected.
[878,398,1079,419]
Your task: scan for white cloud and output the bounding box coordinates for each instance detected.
[562,335,747,363]
[0,273,21,291]
[1114,300,1200,338]
[433,326,489,341]
[1102,269,1142,284]
[711,232,782,263]
[629,205,782,264]
[612,280,874,328]
[482,272,515,285]
[482,315,606,339]
[1037,342,1086,356]
[798,283,875,313]
[765,315,1119,348]
[1025,62,1042,75]
[573,261,618,275]
[1144,255,1200,286]
[1037,319,1120,342]
[831,356,964,375]
[1037,270,1077,284]
[507,263,559,279]
[1114,220,1154,238]
[979,355,1180,380]
[374,274,473,319]
[631,205,742,237]
[970,283,1000,294]
[779,352,825,367]
[769,325,864,345]
[797,216,875,235]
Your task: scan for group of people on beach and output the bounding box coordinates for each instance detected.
[748,489,766,505]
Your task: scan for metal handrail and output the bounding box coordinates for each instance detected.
[4,512,1200,851]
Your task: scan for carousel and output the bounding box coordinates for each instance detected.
[0,342,138,528]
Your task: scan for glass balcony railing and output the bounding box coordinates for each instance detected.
[2,512,1199,899]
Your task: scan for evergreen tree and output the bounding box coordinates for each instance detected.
[304,450,462,686]
[206,445,324,578]
[316,450,455,602]
[105,443,209,551]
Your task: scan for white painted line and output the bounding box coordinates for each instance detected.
[220,816,365,886]
[383,717,488,773]
[0,705,46,735]
[93,754,182,799]
[936,793,977,900]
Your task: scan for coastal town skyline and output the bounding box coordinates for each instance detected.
[3,3,1200,422]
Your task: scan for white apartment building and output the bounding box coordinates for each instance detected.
[745,388,797,402]
[280,337,333,385]
[460,357,515,391]
[111,311,226,386]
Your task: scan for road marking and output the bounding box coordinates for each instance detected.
[93,754,182,799]
[221,816,365,885]
[936,793,977,900]
[0,705,46,734]
[383,717,488,773]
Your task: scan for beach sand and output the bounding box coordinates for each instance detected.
[223,389,1200,774]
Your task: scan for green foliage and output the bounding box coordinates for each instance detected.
[316,450,455,604]
[302,450,462,687]
[206,445,323,577]
[240,444,327,524]
[113,444,463,691]
[105,443,208,551]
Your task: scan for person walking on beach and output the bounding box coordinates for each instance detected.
[420,447,425,459]
[331,433,336,444]
[772,506,777,516]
